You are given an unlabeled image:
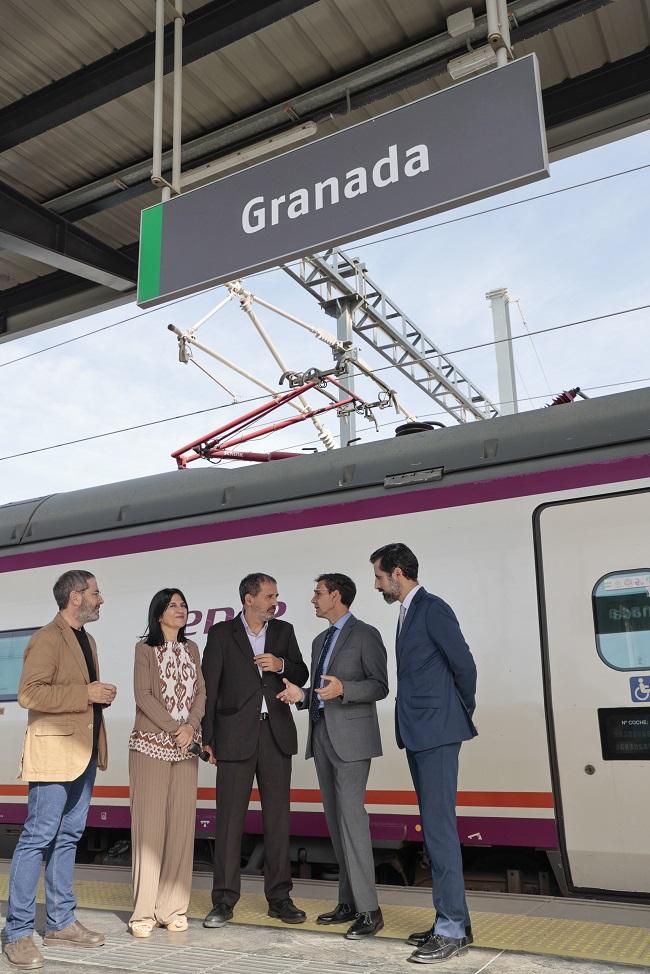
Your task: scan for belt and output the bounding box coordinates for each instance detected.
[260,712,269,721]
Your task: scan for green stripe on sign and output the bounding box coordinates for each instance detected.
[137,204,164,304]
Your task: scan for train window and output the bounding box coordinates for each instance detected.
[593,571,650,671]
[0,629,36,702]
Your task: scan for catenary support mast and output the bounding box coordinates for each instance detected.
[283,248,499,424]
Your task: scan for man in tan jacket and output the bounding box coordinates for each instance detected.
[2,570,116,971]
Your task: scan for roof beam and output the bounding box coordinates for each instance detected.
[0,244,139,345]
[0,0,320,153]
[542,47,650,127]
[0,181,137,290]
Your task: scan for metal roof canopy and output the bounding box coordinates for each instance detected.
[1,0,650,343]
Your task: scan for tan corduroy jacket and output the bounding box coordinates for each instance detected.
[131,639,205,738]
[17,613,108,782]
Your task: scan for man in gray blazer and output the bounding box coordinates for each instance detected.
[277,573,388,939]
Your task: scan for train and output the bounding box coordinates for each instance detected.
[1,387,649,900]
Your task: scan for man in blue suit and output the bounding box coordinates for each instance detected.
[370,543,477,964]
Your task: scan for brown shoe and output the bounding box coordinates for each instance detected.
[42,920,105,948]
[2,937,44,969]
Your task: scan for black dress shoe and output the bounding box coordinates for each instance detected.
[407,924,473,947]
[406,926,434,947]
[317,903,356,924]
[267,898,307,924]
[203,903,233,928]
[408,934,470,963]
[345,909,384,940]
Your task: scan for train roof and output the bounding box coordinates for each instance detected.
[2,388,649,550]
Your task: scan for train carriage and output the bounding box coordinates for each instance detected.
[1,388,649,899]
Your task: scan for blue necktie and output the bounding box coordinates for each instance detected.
[309,626,336,722]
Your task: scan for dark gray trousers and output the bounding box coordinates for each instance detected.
[212,720,292,907]
[312,718,378,913]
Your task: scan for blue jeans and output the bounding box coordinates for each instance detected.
[4,760,96,942]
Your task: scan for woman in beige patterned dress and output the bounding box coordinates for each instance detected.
[128,588,206,937]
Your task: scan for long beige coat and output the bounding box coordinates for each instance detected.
[17,613,108,782]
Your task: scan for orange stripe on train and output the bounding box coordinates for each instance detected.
[0,784,553,809]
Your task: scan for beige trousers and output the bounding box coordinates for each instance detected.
[129,749,198,925]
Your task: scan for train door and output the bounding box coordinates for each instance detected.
[536,488,650,896]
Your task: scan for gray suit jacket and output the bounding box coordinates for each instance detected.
[299,615,388,762]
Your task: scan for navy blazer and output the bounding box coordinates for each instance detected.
[395,587,477,752]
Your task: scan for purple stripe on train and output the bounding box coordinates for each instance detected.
[0,803,557,849]
[1,453,648,574]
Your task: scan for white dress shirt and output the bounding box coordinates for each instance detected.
[241,612,285,715]
[399,584,422,632]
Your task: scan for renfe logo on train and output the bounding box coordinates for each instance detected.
[137,54,548,308]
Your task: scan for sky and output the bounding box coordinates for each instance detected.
[1,127,649,506]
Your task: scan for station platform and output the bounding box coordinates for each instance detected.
[2,866,650,974]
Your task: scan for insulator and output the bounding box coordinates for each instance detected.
[548,387,580,406]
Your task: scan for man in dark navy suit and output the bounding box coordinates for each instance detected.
[370,543,477,964]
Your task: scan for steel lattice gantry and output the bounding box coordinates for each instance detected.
[283,248,499,424]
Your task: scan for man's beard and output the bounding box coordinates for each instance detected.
[78,605,99,625]
[381,591,399,605]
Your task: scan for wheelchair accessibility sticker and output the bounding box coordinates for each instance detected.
[630,676,650,703]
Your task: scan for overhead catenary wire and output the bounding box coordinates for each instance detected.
[0,298,190,369]
[1,159,648,468]
[284,377,650,451]
[4,297,647,418]
[1,374,649,464]
[513,358,535,408]
[368,303,650,377]
[3,291,647,388]
[511,298,554,397]
[352,162,650,253]
[1,301,648,463]
[0,392,271,461]
[2,162,648,372]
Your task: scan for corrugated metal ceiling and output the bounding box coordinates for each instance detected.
[0,0,206,106]
[1,0,649,325]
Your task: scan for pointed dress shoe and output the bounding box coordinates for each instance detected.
[267,898,306,924]
[407,924,473,947]
[203,903,234,928]
[2,937,44,970]
[345,909,384,939]
[317,902,356,924]
[408,933,470,963]
[42,920,104,948]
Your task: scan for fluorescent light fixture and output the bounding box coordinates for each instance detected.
[448,45,498,80]
[446,7,475,38]
[180,122,318,189]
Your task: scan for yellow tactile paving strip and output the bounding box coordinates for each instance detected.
[2,875,650,968]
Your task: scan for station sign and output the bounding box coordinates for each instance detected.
[138,54,548,308]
